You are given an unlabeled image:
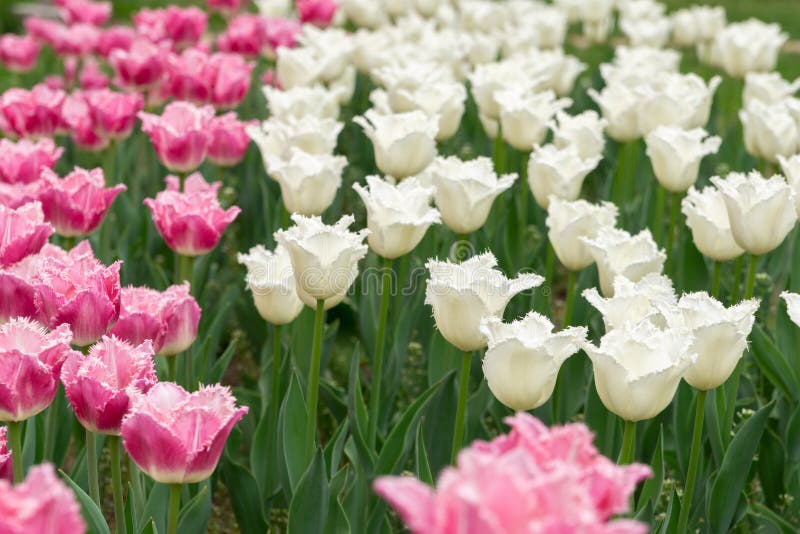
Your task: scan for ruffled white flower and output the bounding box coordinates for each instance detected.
[620,17,671,48]
[681,186,745,262]
[254,0,291,17]
[263,85,341,121]
[617,0,665,21]
[342,0,388,29]
[546,197,618,271]
[600,46,680,87]
[740,100,799,163]
[711,171,797,255]
[297,27,356,83]
[266,148,347,216]
[588,84,642,142]
[527,144,601,209]
[469,59,547,120]
[353,175,440,259]
[645,126,721,193]
[743,72,800,107]
[778,154,800,217]
[237,245,304,325]
[247,116,343,166]
[376,78,466,142]
[479,311,587,411]
[425,252,543,352]
[494,89,572,151]
[635,73,721,135]
[671,6,726,46]
[276,47,322,89]
[425,156,517,234]
[551,110,607,160]
[781,291,800,327]
[713,19,788,78]
[583,273,679,332]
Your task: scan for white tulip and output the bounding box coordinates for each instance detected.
[385,81,467,142]
[479,311,587,411]
[425,252,543,352]
[546,197,618,271]
[263,85,340,121]
[353,176,440,259]
[494,89,572,151]
[778,154,800,217]
[247,116,343,165]
[781,291,800,327]
[583,273,679,332]
[551,110,607,160]
[671,6,726,47]
[636,73,721,135]
[711,171,797,255]
[426,156,517,234]
[581,228,666,297]
[274,214,369,307]
[329,65,357,104]
[618,0,666,21]
[678,292,758,391]
[740,100,799,163]
[620,17,671,48]
[237,245,304,325]
[354,109,439,179]
[588,84,641,142]
[585,320,695,421]
[298,27,355,83]
[342,0,388,28]
[276,47,322,89]
[645,126,721,193]
[527,144,601,209]
[254,0,291,17]
[681,186,745,262]
[743,73,800,107]
[469,60,546,120]
[713,19,788,78]
[266,148,347,216]
[555,0,583,23]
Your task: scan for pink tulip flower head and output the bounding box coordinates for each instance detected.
[139,102,214,173]
[26,19,99,57]
[0,138,63,184]
[78,58,110,90]
[37,167,126,237]
[0,244,66,322]
[110,283,201,356]
[33,240,122,347]
[166,48,215,104]
[0,464,86,534]
[0,427,10,482]
[375,412,652,534]
[109,38,167,91]
[297,0,339,28]
[83,89,144,140]
[96,26,136,58]
[209,53,254,109]
[0,84,66,139]
[54,0,112,27]
[61,92,108,152]
[264,17,302,53]
[0,34,40,73]
[207,0,247,16]
[0,317,77,422]
[144,173,240,256]
[121,382,248,484]
[0,202,54,267]
[134,6,208,50]
[216,14,268,57]
[61,336,158,435]
[207,113,254,167]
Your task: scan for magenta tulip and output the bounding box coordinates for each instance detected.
[83,89,143,140]
[210,53,254,110]
[0,138,63,185]
[134,6,207,50]
[96,26,136,58]
[0,244,65,322]
[0,202,53,267]
[297,0,339,28]
[206,0,247,15]
[0,84,66,139]
[139,102,214,173]
[61,91,108,152]
[0,34,40,73]
[61,336,158,435]
[264,17,302,52]
[0,426,11,482]
[54,0,112,27]
[216,15,267,57]
[78,58,110,90]
[109,39,167,91]
[207,113,254,167]
[122,382,248,484]
[0,464,86,534]
[25,18,98,58]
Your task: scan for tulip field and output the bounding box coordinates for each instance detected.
[4,0,800,532]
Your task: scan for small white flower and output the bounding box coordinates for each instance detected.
[546,197,618,271]
[247,116,343,165]
[681,186,745,262]
[781,291,800,328]
[581,228,666,297]
[237,244,304,325]
[583,273,679,332]
[620,16,671,48]
[713,19,788,78]
[469,59,546,120]
[778,154,800,217]
[635,73,721,135]
[266,148,347,216]
[645,126,721,193]
[743,72,800,107]
[263,85,341,121]
[588,84,641,142]
[551,110,608,160]
[740,100,799,163]
[527,144,601,209]
[495,89,572,151]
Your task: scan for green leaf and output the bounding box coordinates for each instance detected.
[288,449,329,534]
[750,325,799,400]
[138,518,157,534]
[708,401,774,532]
[141,483,169,534]
[220,457,267,534]
[749,502,797,534]
[282,372,309,494]
[657,488,680,534]
[177,480,211,534]
[758,425,785,507]
[414,424,434,486]
[58,469,111,534]
[636,428,664,514]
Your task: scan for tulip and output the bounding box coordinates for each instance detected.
[0,202,53,267]
[0,34,40,73]
[207,113,254,167]
[494,89,572,151]
[216,14,268,57]
[248,116,343,164]
[275,47,323,89]
[54,0,111,26]
[82,89,144,141]
[109,39,167,91]
[469,59,544,121]
[527,144,601,209]
[133,6,207,49]
[78,58,110,90]
[479,311,586,411]
[264,17,302,53]
[238,245,304,326]
[550,110,607,159]
[671,6,726,47]
[781,291,800,329]
[144,173,241,257]
[96,26,136,58]
[426,156,516,235]
[588,84,641,142]
[582,228,666,297]
[354,109,439,179]
[263,85,340,121]
[712,20,787,78]
[25,19,99,58]
[266,148,347,216]
[37,167,126,238]
[207,0,247,15]
[61,91,109,153]
[139,102,215,174]
[0,85,65,139]
[0,426,10,482]
[778,155,800,217]
[208,53,255,110]
[297,0,339,27]
[681,186,745,264]
[0,245,64,323]
[0,138,62,184]
[740,100,799,163]
[546,197,618,272]
[375,412,651,533]
[645,127,721,193]
[583,273,679,333]
[0,464,86,532]
[743,72,800,107]
[635,73,721,135]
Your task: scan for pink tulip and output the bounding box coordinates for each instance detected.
[0,464,86,534]
[25,18,99,57]
[375,413,651,534]
[0,245,65,322]
[134,6,208,50]
[264,17,302,52]
[0,318,76,422]
[0,202,54,267]
[0,138,63,184]
[209,53,254,109]
[83,89,144,140]
[54,0,112,27]
[61,92,109,152]
[96,26,136,58]
[33,240,122,347]
[166,48,216,104]
[0,84,66,139]
[0,34,40,73]
[37,167,125,237]
[297,0,339,28]
[110,283,201,356]
[109,38,167,91]
[78,58,110,90]
[207,113,253,167]
[139,102,214,172]
[216,14,267,57]
[121,382,247,484]
[206,0,247,15]
[0,427,11,482]
[144,173,240,256]
[0,181,41,209]
[61,336,158,435]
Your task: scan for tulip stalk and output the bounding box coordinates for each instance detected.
[109,436,127,534]
[563,270,577,327]
[711,261,722,298]
[86,430,101,505]
[7,420,23,483]
[731,256,744,303]
[178,254,195,388]
[618,420,636,464]
[653,185,665,245]
[451,351,472,464]
[305,299,326,463]
[667,193,682,270]
[493,133,506,175]
[369,257,393,448]
[128,456,145,518]
[167,483,181,534]
[744,254,759,300]
[677,389,707,532]
[519,152,530,232]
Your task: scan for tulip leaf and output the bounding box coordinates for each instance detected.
[58,469,111,534]
[177,480,211,534]
[708,400,774,532]
[220,456,267,534]
[636,428,664,514]
[414,424,434,486]
[748,502,797,534]
[288,448,329,534]
[750,325,799,400]
[137,518,157,534]
[346,350,375,469]
[323,419,350,479]
[657,487,680,534]
[282,372,309,494]
[141,482,169,534]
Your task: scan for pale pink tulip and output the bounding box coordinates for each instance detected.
[139,102,214,172]
[297,0,339,28]
[96,26,136,58]
[61,92,108,152]
[0,244,66,322]
[0,84,66,139]
[216,14,267,57]
[78,58,110,90]
[37,167,125,237]
[0,426,10,482]
[109,39,167,91]
[207,113,253,167]
[0,181,41,209]
[0,202,53,267]
[0,138,63,184]
[54,0,112,27]
[0,464,86,534]
[375,412,651,534]
[144,173,240,256]
[134,6,207,50]
[121,382,248,484]
[83,89,144,140]
[0,34,40,73]
[61,336,157,435]
[0,318,76,422]
[265,17,301,52]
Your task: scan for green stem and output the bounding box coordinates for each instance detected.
[110,436,126,534]
[128,456,145,520]
[269,324,282,434]
[166,357,176,383]
[618,420,636,464]
[368,257,393,448]
[731,255,743,303]
[304,299,326,463]
[178,255,195,388]
[44,389,60,461]
[62,236,76,251]
[86,430,101,505]
[711,261,722,298]
[563,270,577,327]
[519,152,529,230]
[7,420,23,483]
[545,243,555,311]
[667,192,681,272]
[493,131,505,175]
[677,389,707,532]
[167,484,181,534]
[451,351,472,464]
[653,184,665,245]
[744,254,758,300]
[104,140,117,184]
